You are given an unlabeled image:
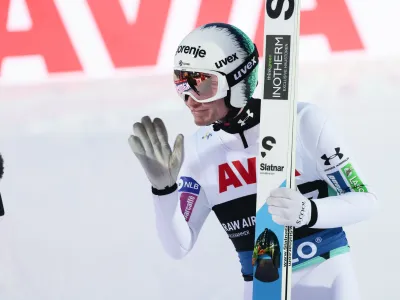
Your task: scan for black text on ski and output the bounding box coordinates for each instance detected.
[266,0,295,20]
[271,37,284,98]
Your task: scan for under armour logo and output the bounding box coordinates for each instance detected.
[321,147,344,165]
[237,109,254,126]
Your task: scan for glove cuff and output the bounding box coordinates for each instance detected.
[308,200,318,227]
[152,183,178,196]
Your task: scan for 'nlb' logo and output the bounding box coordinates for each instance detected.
[178,177,201,221]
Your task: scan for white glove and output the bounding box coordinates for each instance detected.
[266,187,313,228]
[128,116,184,191]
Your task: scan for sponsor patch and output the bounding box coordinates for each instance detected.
[215,52,238,69]
[341,163,368,193]
[327,171,351,194]
[180,192,198,221]
[178,176,201,195]
[175,45,206,58]
[321,147,344,166]
[263,35,291,100]
[178,177,201,221]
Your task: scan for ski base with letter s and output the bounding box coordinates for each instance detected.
[252,1,301,300]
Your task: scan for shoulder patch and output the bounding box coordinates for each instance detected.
[178,176,201,195]
[178,176,201,221]
[341,163,368,193]
[326,171,351,194]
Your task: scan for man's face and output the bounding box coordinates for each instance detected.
[185,95,229,126]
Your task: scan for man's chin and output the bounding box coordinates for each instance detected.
[193,116,212,126]
[193,118,208,126]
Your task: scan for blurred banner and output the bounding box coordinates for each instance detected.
[0,2,398,300]
[0,0,398,84]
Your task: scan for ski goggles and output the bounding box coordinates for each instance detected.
[173,69,229,103]
[173,45,259,103]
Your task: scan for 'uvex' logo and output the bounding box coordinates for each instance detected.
[215,53,238,69]
[233,56,257,81]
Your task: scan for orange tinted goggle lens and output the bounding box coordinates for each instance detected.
[173,70,219,101]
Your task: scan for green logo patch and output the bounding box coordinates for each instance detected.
[341,163,368,193]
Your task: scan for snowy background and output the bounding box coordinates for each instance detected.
[0,57,398,300]
[0,1,399,299]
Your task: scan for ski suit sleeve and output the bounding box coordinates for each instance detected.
[299,104,379,229]
[151,137,211,260]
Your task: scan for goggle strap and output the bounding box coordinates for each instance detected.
[225,44,259,88]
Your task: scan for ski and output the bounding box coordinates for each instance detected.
[252,1,301,300]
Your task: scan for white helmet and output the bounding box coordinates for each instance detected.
[173,23,259,110]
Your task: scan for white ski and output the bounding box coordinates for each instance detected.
[252,1,301,299]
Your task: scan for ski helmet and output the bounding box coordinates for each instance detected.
[173,23,259,110]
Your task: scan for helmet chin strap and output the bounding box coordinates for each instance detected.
[210,91,243,131]
[220,90,242,123]
[215,44,259,125]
